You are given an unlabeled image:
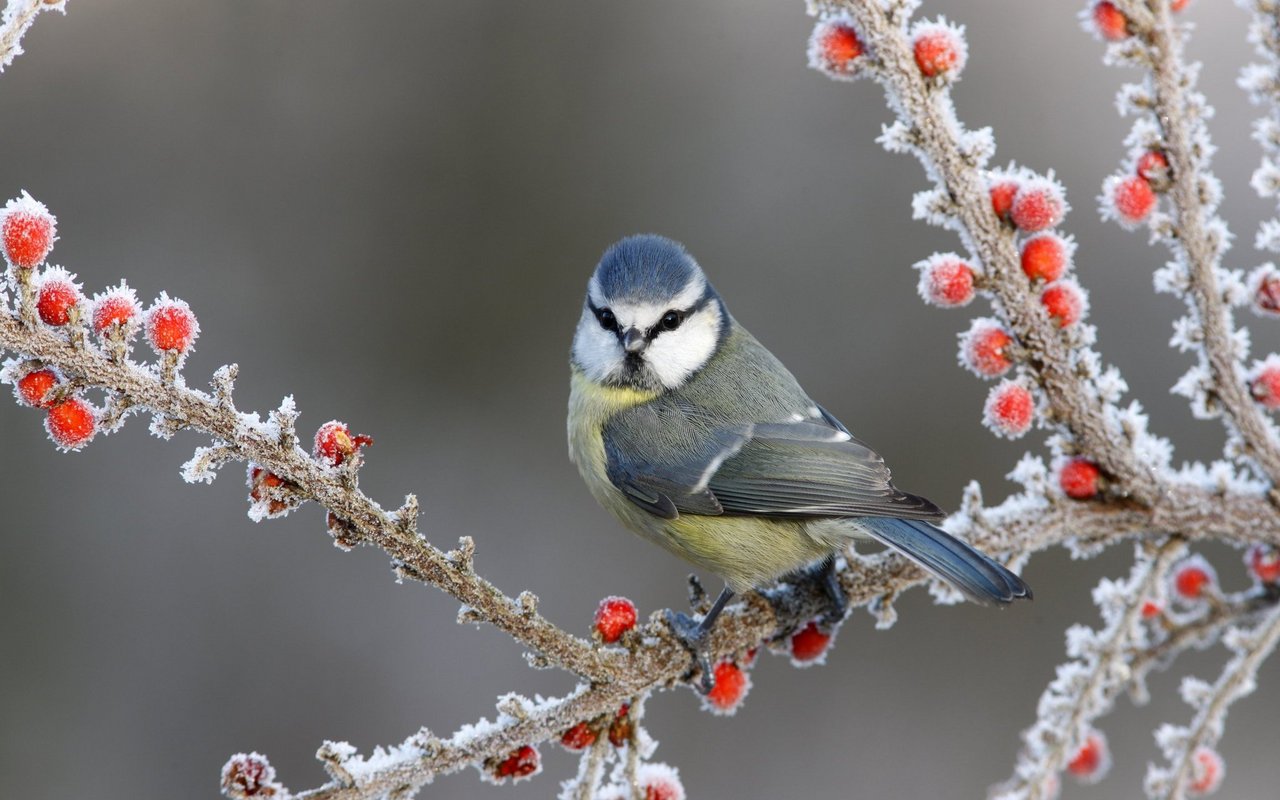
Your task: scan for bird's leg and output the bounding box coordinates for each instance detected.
[808,556,848,628]
[665,586,734,693]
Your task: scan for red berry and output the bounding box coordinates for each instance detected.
[91,284,141,338]
[36,272,82,327]
[1251,360,1280,409]
[1011,181,1065,232]
[16,368,59,408]
[1059,458,1102,499]
[1,192,56,269]
[789,621,833,665]
[248,465,296,518]
[560,722,597,751]
[46,396,96,450]
[221,752,281,799]
[1041,282,1084,328]
[1171,556,1216,602]
[1247,544,1280,584]
[961,321,1015,378]
[990,179,1020,222]
[144,296,199,355]
[1141,600,1163,619]
[1255,272,1280,316]
[809,18,863,80]
[911,24,965,78]
[984,382,1035,439]
[1091,2,1130,42]
[702,661,750,715]
[1020,233,1069,282]
[490,745,539,782]
[314,420,374,467]
[594,595,638,643]
[917,254,976,307]
[1171,0,1191,11]
[1109,174,1157,226]
[608,703,632,747]
[638,763,686,800]
[1187,746,1224,796]
[1136,150,1171,183]
[1066,730,1111,783]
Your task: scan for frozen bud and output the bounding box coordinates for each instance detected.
[1247,544,1280,584]
[808,16,864,81]
[910,19,967,79]
[593,595,637,644]
[15,367,59,408]
[960,319,1015,378]
[1136,149,1171,187]
[313,420,373,467]
[248,465,300,519]
[701,660,750,715]
[608,703,632,747]
[1103,174,1157,227]
[1041,281,1084,328]
[46,396,96,450]
[789,621,833,666]
[983,381,1035,439]
[486,745,540,783]
[1066,729,1112,784]
[1248,265,1280,316]
[637,763,686,800]
[1059,457,1102,499]
[1011,178,1066,232]
[1170,554,1217,603]
[221,752,283,799]
[916,253,976,307]
[35,267,83,327]
[1090,2,1130,42]
[1,191,56,269]
[1020,233,1071,282]
[144,295,199,355]
[989,174,1021,223]
[1249,356,1280,409]
[559,721,597,751]
[91,283,142,340]
[1187,746,1224,796]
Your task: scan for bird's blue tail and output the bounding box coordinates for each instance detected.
[858,517,1031,604]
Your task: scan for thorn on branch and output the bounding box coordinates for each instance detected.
[316,740,358,788]
[212,363,238,409]
[447,535,475,573]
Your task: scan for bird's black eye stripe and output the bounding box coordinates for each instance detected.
[592,305,618,333]
[660,310,684,331]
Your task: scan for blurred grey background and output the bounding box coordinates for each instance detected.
[1,1,1277,797]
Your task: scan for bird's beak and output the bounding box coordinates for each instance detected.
[622,327,648,354]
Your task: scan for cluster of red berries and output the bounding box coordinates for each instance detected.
[1088,0,1190,44]
[808,14,966,83]
[485,744,540,784]
[1138,546,1278,622]
[559,702,633,751]
[220,752,282,799]
[3,193,203,451]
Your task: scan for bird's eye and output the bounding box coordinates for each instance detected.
[596,307,618,332]
[660,310,684,331]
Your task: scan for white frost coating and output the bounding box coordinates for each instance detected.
[806,11,867,83]
[908,17,969,79]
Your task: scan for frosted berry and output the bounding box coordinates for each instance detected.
[489,745,539,782]
[989,179,1020,222]
[594,595,638,643]
[961,320,1015,378]
[1171,0,1191,11]
[46,396,96,450]
[1091,2,1129,42]
[248,465,296,518]
[560,722,597,751]
[984,382,1034,439]
[1247,544,1280,584]
[911,23,966,79]
[91,284,141,339]
[1254,270,1280,316]
[1066,729,1111,783]
[36,272,82,327]
[16,368,59,408]
[1187,746,1224,796]
[314,420,373,467]
[1011,180,1065,232]
[144,296,199,355]
[1020,233,1069,282]
[1171,555,1216,602]
[1141,600,1163,619]
[221,752,282,799]
[608,703,632,747]
[702,660,750,715]
[1041,282,1084,328]
[809,17,864,80]
[917,254,975,307]
[1108,174,1157,226]
[638,763,686,800]
[1,191,56,269]
[1250,360,1280,409]
[1136,150,1171,183]
[1059,458,1102,499]
[789,621,833,665]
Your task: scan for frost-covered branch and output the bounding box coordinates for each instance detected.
[0,0,64,72]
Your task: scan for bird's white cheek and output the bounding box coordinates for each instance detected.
[645,314,720,389]
[572,315,624,382]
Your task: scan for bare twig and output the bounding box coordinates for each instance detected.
[0,0,63,72]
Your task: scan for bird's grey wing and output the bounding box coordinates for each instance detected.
[705,419,946,521]
[602,425,737,520]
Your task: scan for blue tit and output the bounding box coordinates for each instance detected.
[567,234,1030,669]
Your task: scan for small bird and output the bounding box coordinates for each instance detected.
[567,235,1030,674]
